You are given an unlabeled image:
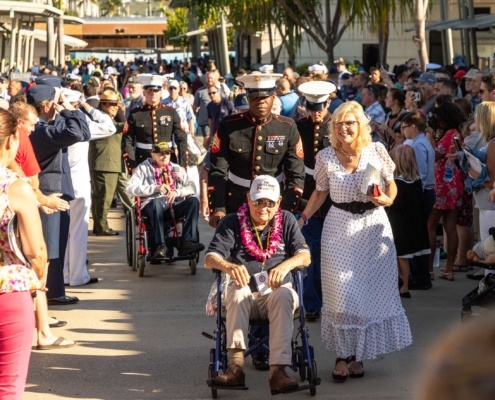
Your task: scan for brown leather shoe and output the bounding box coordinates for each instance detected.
[213,363,245,387]
[269,367,298,393]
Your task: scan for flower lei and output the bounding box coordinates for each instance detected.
[237,203,283,263]
[152,160,174,190]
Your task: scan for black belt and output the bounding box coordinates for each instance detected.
[333,201,376,214]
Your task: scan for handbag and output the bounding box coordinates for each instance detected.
[187,134,207,166]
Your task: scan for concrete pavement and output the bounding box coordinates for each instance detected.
[23,206,479,399]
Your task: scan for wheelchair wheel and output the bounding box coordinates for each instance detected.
[189,257,197,276]
[308,359,318,396]
[208,363,218,399]
[125,211,135,268]
[295,347,306,382]
[138,255,145,277]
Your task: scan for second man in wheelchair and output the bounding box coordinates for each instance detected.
[204,175,311,393]
[126,141,204,258]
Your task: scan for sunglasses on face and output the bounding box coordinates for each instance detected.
[251,199,277,208]
[169,87,178,90]
[335,121,358,128]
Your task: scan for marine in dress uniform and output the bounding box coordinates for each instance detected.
[295,80,337,321]
[208,73,305,371]
[208,73,305,226]
[123,74,187,169]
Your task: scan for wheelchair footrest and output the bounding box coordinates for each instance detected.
[206,380,249,391]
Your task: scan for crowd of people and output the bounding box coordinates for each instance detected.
[1,50,495,397]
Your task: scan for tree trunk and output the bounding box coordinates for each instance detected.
[378,18,389,68]
[414,0,429,69]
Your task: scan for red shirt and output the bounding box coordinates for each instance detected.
[15,130,41,177]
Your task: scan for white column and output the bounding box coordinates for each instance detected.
[16,30,23,72]
[29,35,35,72]
[23,34,30,72]
[58,16,65,68]
[9,14,18,71]
[47,17,55,66]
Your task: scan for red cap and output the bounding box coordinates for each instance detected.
[454,70,467,79]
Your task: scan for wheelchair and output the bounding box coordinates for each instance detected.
[462,261,495,321]
[125,197,201,277]
[202,268,320,398]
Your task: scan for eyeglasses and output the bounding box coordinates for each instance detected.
[335,121,358,128]
[208,91,218,96]
[169,87,178,90]
[251,199,277,208]
[145,88,161,93]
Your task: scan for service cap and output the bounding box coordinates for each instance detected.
[26,85,56,105]
[136,74,167,89]
[236,73,282,98]
[297,81,336,111]
[61,88,82,103]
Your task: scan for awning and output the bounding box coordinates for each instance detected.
[169,23,233,40]
[405,14,495,32]
[20,28,88,49]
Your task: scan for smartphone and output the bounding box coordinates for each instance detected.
[454,136,463,152]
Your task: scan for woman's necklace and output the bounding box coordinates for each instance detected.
[340,147,357,162]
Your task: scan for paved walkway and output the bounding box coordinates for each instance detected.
[23,207,479,399]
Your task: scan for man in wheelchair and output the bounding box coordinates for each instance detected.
[204,175,311,393]
[126,141,204,258]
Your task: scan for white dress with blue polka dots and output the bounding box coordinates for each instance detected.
[315,142,412,361]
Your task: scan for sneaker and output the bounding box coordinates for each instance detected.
[152,244,167,259]
[213,363,245,387]
[178,241,205,256]
[269,367,298,393]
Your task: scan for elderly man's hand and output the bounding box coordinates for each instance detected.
[228,264,250,287]
[268,264,290,289]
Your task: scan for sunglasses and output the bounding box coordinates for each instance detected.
[335,121,358,128]
[251,199,277,208]
[169,87,178,90]
[145,88,161,93]
[208,91,218,96]
[103,102,119,107]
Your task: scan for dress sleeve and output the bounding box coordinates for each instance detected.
[314,150,330,191]
[375,142,395,183]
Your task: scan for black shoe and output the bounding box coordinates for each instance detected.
[408,281,432,290]
[95,229,119,236]
[467,273,484,280]
[153,244,167,259]
[178,241,205,256]
[47,296,79,305]
[48,317,67,328]
[305,310,321,321]
[400,291,411,299]
[252,354,269,371]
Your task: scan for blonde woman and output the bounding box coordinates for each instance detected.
[301,102,412,381]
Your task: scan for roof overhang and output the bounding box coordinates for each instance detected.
[20,28,88,49]
[0,1,63,20]
[169,23,233,40]
[405,14,495,32]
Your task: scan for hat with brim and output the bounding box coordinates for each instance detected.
[35,75,61,88]
[298,81,336,111]
[136,73,167,89]
[233,93,249,110]
[26,85,56,105]
[152,141,174,153]
[249,175,280,202]
[61,88,82,103]
[236,73,282,98]
[463,68,481,80]
[259,64,274,73]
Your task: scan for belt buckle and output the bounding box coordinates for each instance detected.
[350,202,365,214]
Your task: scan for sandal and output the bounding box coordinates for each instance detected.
[438,272,455,281]
[332,358,349,382]
[347,356,364,378]
[452,264,469,272]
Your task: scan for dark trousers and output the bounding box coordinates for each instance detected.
[142,197,199,249]
[301,217,323,312]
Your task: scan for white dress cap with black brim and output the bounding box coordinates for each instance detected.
[236,73,283,98]
[298,81,337,111]
[259,64,274,73]
[136,74,167,89]
[61,88,83,103]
